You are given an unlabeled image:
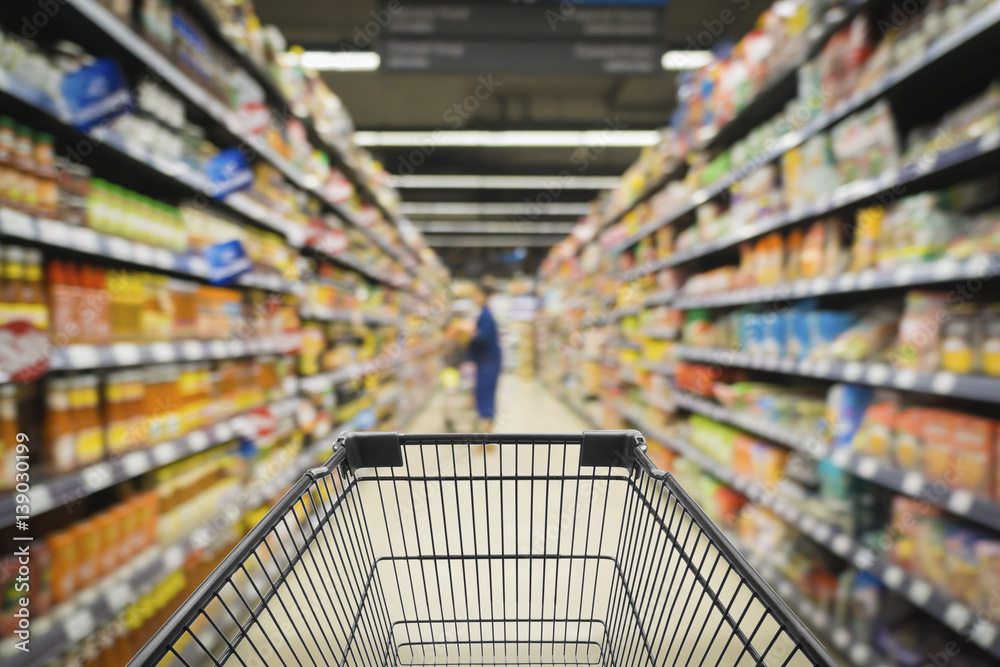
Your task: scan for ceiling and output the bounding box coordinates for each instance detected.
[254,0,771,277]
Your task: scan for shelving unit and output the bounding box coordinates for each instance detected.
[0,1,448,662]
[622,411,1000,661]
[540,1,1000,663]
[675,345,1000,404]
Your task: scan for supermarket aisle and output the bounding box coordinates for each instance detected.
[404,374,592,434]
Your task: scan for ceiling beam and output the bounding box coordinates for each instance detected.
[389,175,619,189]
[354,130,661,147]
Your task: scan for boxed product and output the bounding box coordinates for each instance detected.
[827,383,874,450]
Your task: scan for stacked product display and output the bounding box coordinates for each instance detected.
[541,0,1000,665]
[0,1,448,664]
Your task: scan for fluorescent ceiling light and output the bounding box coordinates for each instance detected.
[414,221,575,234]
[389,175,620,189]
[399,202,590,216]
[354,130,661,148]
[300,51,380,71]
[661,50,713,70]
[426,236,560,248]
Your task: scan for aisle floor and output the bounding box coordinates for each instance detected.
[405,374,591,434]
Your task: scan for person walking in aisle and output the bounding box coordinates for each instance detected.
[467,282,502,432]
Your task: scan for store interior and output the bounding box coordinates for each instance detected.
[1,0,1000,665]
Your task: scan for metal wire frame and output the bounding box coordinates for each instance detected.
[127,432,835,667]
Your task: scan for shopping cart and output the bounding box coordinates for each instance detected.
[127,431,835,667]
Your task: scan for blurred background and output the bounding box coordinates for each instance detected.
[1,0,1000,665]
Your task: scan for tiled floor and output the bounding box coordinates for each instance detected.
[405,374,591,434]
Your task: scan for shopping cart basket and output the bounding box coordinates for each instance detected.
[128,431,835,667]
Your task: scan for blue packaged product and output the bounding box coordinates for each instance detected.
[807,311,857,360]
[761,311,787,359]
[827,383,874,450]
[740,312,764,355]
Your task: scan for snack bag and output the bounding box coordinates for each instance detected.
[894,290,948,371]
[951,414,995,496]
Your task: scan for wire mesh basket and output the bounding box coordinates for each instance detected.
[128,431,835,667]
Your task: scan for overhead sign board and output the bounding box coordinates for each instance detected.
[379,2,665,38]
[377,39,661,74]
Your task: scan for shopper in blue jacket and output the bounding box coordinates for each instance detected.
[468,282,502,432]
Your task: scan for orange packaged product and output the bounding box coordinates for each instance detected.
[856,401,898,459]
[893,407,925,471]
[93,512,121,577]
[110,504,135,564]
[47,531,76,604]
[760,233,784,285]
[47,260,83,344]
[121,498,145,558]
[922,409,957,486]
[70,520,101,589]
[645,441,675,471]
[137,492,159,549]
[951,415,995,496]
[754,443,787,485]
[732,435,754,478]
[785,228,804,282]
[800,221,826,278]
[80,265,110,345]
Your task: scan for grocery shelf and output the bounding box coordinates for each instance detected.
[827,447,1000,533]
[733,538,893,667]
[625,413,1000,659]
[673,391,825,457]
[299,306,403,327]
[642,393,676,414]
[0,207,205,275]
[49,334,301,372]
[610,0,1000,257]
[0,206,301,293]
[1,424,323,667]
[697,0,870,152]
[610,304,642,320]
[592,1,877,256]
[322,248,411,290]
[0,396,300,530]
[608,337,641,351]
[635,359,674,376]
[674,254,1000,309]
[0,68,299,246]
[299,364,363,394]
[170,0,423,268]
[637,327,678,340]
[0,335,300,385]
[592,161,686,235]
[63,0,419,273]
[674,345,1000,405]
[297,343,436,394]
[621,129,1000,269]
[2,538,182,667]
[642,289,676,307]
[675,390,1000,532]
